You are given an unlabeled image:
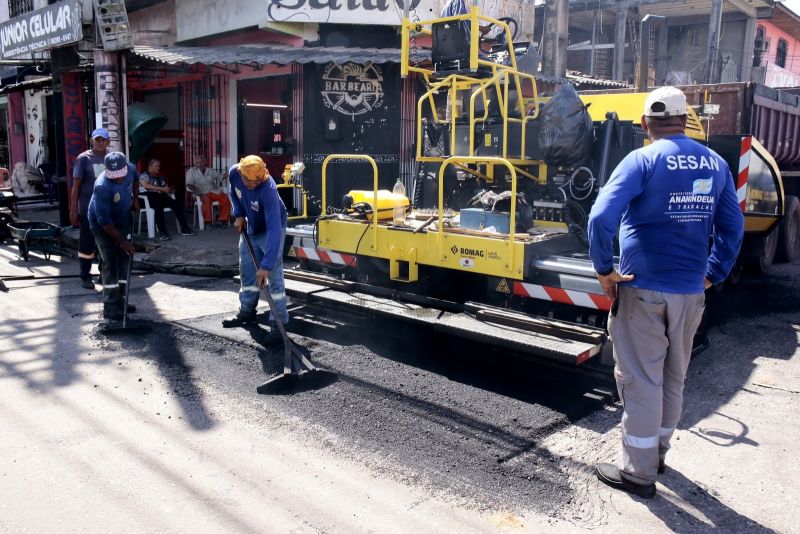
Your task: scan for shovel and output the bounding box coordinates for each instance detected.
[101,226,151,336]
[241,229,336,394]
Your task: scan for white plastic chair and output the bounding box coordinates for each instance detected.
[193,195,220,230]
[137,193,180,239]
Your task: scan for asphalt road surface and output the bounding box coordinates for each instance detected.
[2,242,798,533]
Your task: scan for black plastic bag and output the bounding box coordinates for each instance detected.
[538,83,593,169]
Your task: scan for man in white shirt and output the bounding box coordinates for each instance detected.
[185,154,231,227]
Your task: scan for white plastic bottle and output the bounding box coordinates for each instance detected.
[393,177,407,225]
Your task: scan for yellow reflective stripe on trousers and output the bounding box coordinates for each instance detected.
[659,427,674,436]
[240,285,260,293]
[623,433,659,449]
[78,252,95,259]
[270,291,285,300]
[103,284,119,289]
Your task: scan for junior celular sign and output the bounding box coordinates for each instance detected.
[0,0,82,59]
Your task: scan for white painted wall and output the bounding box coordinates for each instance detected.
[175,0,267,42]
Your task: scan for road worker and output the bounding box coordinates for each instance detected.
[588,86,744,498]
[71,128,110,289]
[87,152,140,321]
[222,155,289,345]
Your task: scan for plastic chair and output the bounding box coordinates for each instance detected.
[0,167,11,191]
[137,192,180,239]
[193,194,220,230]
[37,163,57,203]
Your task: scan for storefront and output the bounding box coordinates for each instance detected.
[127,43,414,217]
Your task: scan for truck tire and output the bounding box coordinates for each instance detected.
[747,225,779,274]
[776,195,800,262]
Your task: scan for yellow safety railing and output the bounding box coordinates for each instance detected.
[276,183,308,221]
[438,156,518,269]
[321,154,380,252]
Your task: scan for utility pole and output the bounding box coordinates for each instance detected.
[706,0,723,84]
[613,0,627,81]
[542,0,568,78]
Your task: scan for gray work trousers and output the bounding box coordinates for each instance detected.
[90,223,131,314]
[608,286,705,485]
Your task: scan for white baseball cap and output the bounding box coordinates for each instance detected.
[644,86,687,117]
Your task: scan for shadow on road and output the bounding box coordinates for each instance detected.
[649,468,775,532]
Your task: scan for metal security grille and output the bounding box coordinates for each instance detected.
[182,74,229,174]
[8,0,33,18]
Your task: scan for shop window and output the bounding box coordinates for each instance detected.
[8,0,33,18]
[777,38,788,68]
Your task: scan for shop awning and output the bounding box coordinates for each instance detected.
[0,75,53,95]
[131,43,417,67]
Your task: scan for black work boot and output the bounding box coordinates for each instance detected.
[222,311,257,328]
[263,324,284,345]
[658,458,666,474]
[103,307,124,321]
[595,463,656,499]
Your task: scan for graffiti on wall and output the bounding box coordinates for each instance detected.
[94,50,122,152]
[322,62,384,118]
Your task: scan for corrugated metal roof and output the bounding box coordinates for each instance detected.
[131,44,411,66]
[567,71,633,88]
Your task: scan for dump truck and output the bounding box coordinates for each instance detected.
[682,82,800,270]
[277,6,794,370]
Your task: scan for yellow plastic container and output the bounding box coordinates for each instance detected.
[343,189,410,221]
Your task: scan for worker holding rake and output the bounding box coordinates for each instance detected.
[222,155,289,344]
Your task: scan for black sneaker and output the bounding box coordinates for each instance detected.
[157,233,171,241]
[222,312,257,328]
[180,228,196,236]
[80,278,95,290]
[595,463,656,499]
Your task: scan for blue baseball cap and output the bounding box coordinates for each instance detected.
[91,127,110,140]
[104,152,128,179]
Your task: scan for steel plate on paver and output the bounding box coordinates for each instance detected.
[435,312,599,364]
[285,279,600,364]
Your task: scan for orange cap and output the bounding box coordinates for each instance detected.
[238,155,268,182]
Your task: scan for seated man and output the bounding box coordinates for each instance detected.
[139,158,195,241]
[440,0,492,49]
[185,154,231,228]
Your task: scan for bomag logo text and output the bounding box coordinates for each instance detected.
[459,248,484,258]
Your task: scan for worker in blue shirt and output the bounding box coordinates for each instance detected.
[588,86,744,499]
[222,155,289,344]
[87,152,139,321]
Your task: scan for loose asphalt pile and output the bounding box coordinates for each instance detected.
[84,279,614,514]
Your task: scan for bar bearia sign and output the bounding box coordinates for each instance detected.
[0,0,82,59]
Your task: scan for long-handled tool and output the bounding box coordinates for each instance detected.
[101,225,151,335]
[241,229,336,394]
[0,271,151,292]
